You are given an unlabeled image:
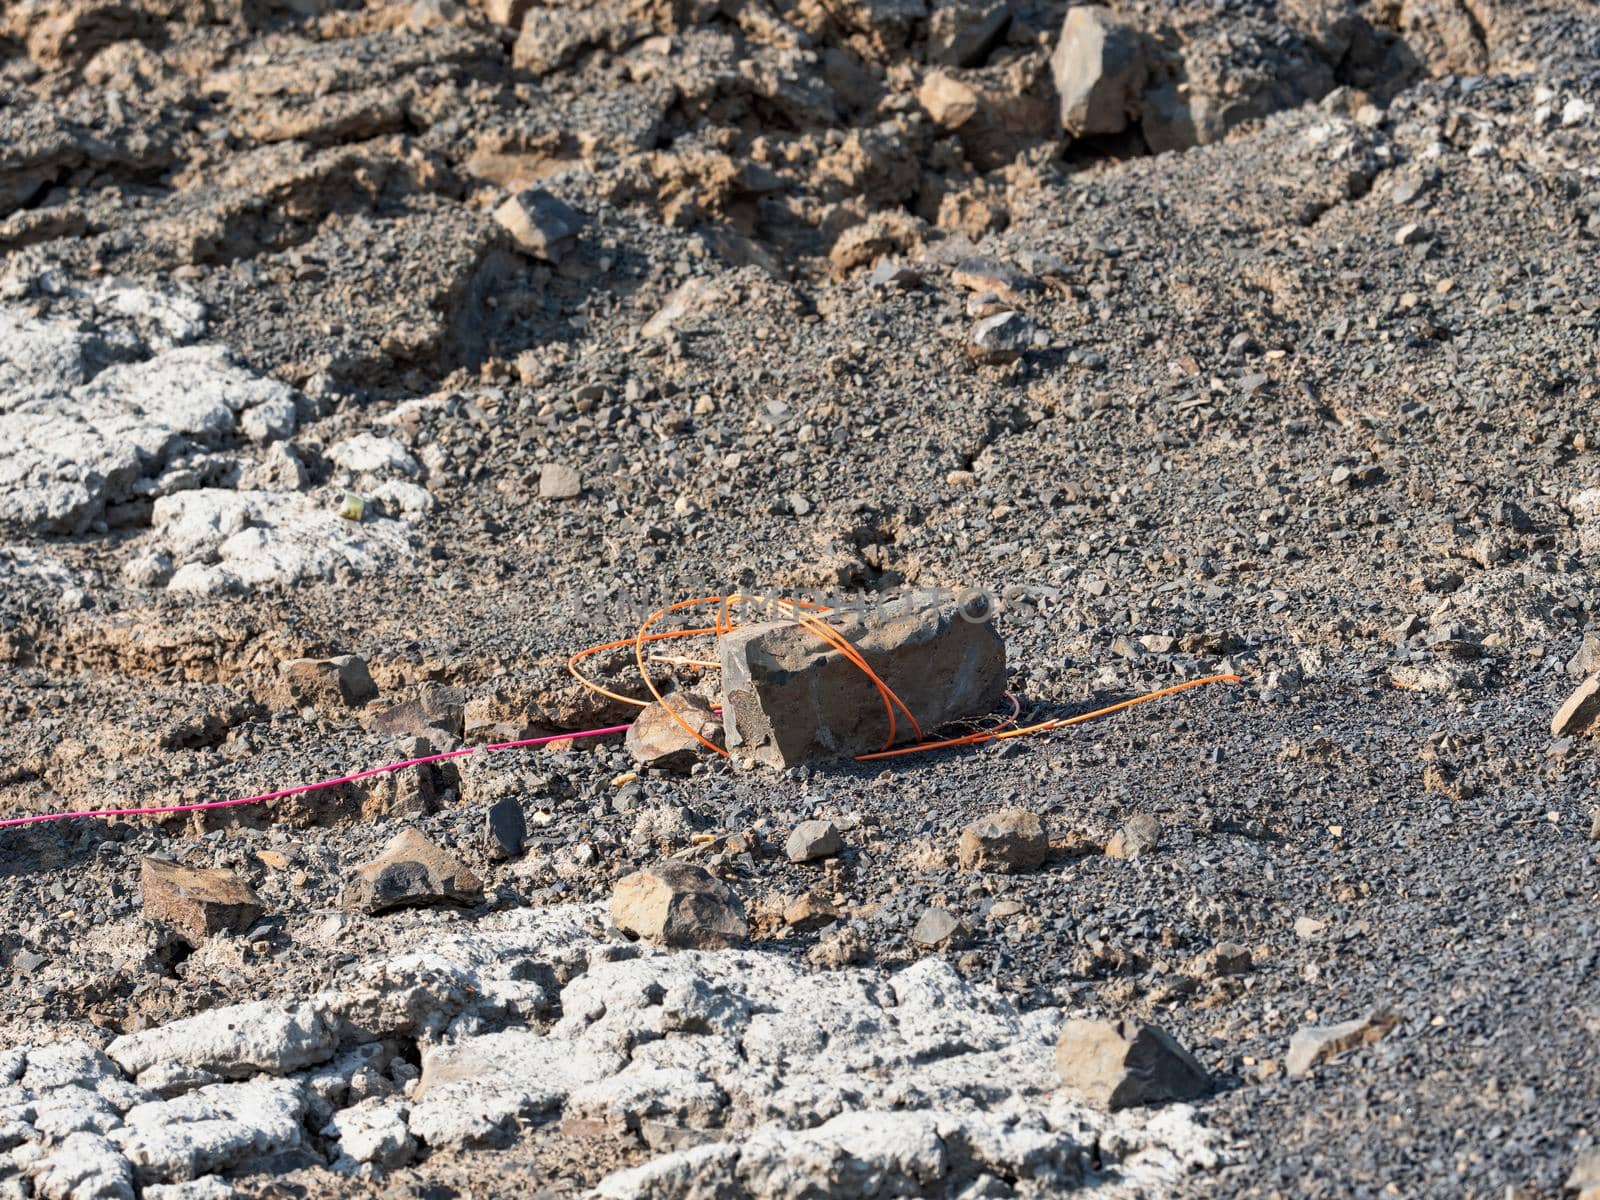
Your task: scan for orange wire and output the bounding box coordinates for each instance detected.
[854,673,1242,760]
[567,593,1242,763]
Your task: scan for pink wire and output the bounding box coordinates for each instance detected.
[0,724,634,831]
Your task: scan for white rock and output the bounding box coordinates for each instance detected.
[328,433,420,478]
[113,1079,306,1185]
[323,1098,416,1169]
[370,480,435,520]
[1562,97,1594,127]
[151,489,417,595]
[239,395,298,443]
[30,1086,123,1137]
[22,1131,134,1200]
[143,1177,237,1200]
[0,311,303,534]
[106,1000,337,1081]
[19,1041,120,1093]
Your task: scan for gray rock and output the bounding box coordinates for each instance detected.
[611,862,748,949]
[967,310,1033,364]
[485,797,526,861]
[1051,5,1147,136]
[495,188,581,263]
[785,820,844,864]
[928,0,1010,67]
[1286,1011,1399,1077]
[911,906,970,949]
[720,595,1006,769]
[539,462,583,500]
[625,693,724,773]
[958,809,1048,872]
[343,828,484,915]
[866,258,922,290]
[1105,813,1163,858]
[1055,1018,1210,1110]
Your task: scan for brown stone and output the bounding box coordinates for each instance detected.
[958,809,1048,872]
[625,693,724,773]
[343,828,483,915]
[274,655,377,711]
[140,858,264,947]
[611,862,747,949]
[784,893,843,933]
[1055,1018,1210,1110]
[1552,674,1600,738]
[719,596,1006,769]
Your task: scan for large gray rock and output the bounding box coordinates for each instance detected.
[719,596,1006,768]
[494,188,581,263]
[1055,1018,1210,1110]
[1051,6,1148,136]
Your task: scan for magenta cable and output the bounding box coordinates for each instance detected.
[0,723,633,831]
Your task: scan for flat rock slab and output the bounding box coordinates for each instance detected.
[140,858,264,947]
[1286,1011,1399,1077]
[719,596,1005,768]
[343,828,483,915]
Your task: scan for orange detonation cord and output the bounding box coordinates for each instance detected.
[567,594,1241,762]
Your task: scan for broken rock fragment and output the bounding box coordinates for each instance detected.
[494,188,581,264]
[625,693,724,773]
[911,906,971,949]
[1055,1018,1210,1110]
[967,310,1034,364]
[1105,813,1162,858]
[1051,5,1147,136]
[719,595,1006,769]
[785,819,843,863]
[958,809,1048,872]
[343,828,483,915]
[274,655,377,712]
[140,858,264,948]
[1552,674,1600,738]
[1286,1010,1399,1077]
[611,862,748,949]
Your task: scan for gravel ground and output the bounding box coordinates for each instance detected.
[3,0,1600,1196]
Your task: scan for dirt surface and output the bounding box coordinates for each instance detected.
[3,0,1600,1196]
